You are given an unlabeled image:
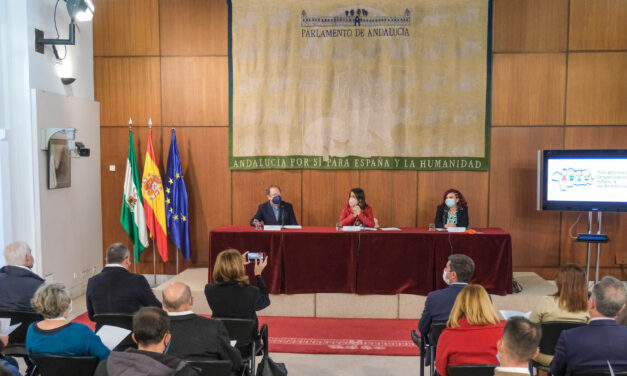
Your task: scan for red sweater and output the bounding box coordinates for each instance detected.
[338,205,375,227]
[435,318,505,376]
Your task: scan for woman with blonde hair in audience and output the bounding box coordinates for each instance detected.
[529,263,590,366]
[25,283,110,360]
[435,284,504,376]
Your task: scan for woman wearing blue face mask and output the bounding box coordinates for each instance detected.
[434,189,469,229]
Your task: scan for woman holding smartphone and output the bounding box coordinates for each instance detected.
[338,188,375,227]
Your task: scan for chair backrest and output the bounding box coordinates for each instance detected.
[447,364,498,376]
[431,322,447,346]
[573,370,627,376]
[30,354,99,376]
[214,318,256,347]
[92,313,134,330]
[187,360,232,376]
[0,310,44,344]
[539,321,587,355]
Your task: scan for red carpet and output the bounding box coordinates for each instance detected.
[73,313,419,356]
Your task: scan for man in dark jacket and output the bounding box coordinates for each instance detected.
[94,307,199,376]
[0,242,44,312]
[163,282,241,374]
[250,185,298,226]
[86,243,161,326]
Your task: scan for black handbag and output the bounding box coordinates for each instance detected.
[256,356,287,376]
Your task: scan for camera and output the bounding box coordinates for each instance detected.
[75,142,90,157]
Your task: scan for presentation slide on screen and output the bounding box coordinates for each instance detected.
[547,158,627,202]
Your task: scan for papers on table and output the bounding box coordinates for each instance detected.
[0,318,21,336]
[499,310,531,320]
[263,225,282,231]
[447,227,466,232]
[381,227,401,231]
[282,225,302,229]
[341,226,361,231]
[96,325,132,350]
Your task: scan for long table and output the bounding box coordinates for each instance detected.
[209,226,512,296]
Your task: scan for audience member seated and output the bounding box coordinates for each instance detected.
[435,284,504,376]
[529,263,589,366]
[0,242,44,312]
[494,317,541,376]
[0,331,21,376]
[551,276,627,376]
[94,307,199,376]
[163,282,242,374]
[205,249,270,331]
[86,243,161,325]
[416,254,475,365]
[25,283,110,360]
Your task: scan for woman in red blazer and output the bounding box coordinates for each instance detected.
[435,284,505,376]
[338,188,375,228]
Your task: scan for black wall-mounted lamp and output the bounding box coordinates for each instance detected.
[35,0,95,53]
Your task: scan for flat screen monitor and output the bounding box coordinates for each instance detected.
[540,149,627,212]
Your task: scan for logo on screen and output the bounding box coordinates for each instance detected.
[551,168,594,191]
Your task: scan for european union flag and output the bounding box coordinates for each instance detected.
[165,129,190,259]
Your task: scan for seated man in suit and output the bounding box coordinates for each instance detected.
[551,276,627,376]
[162,282,242,374]
[0,242,44,311]
[94,307,199,376]
[412,253,475,364]
[86,243,161,326]
[494,317,541,376]
[250,185,298,226]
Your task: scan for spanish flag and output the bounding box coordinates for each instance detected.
[141,127,168,262]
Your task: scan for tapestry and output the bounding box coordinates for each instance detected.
[229,0,492,170]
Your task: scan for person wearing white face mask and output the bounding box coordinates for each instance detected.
[434,188,469,229]
[411,254,475,365]
[26,283,110,360]
[338,188,375,227]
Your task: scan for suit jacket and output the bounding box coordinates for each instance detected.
[250,201,298,226]
[204,276,270,333]
[338,205,375,227]
[86,266,161,323]
[550,319,627,376]
[434,205,469,228]
[418,283,467,336]
[168,313,242,373]
[435,318,504,376]
[0,265,44,312]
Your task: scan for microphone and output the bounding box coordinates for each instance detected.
[280,203,285,226]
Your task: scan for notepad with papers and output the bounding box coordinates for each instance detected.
[0,318,21,337]
[96,325,132,350]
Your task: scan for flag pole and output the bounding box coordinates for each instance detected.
[129,117,138,275]
[148,118,157,286]
[176,247,179,275]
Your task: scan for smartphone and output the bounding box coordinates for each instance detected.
[247,252,265,262]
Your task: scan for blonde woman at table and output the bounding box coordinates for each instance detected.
[434,188,469,228]
[529,263,590,366]
[338,188,375,228]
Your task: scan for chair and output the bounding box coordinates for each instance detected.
[0,310,44,358]
[572,371,627,376]
[30,354,99,376]
[530,321,587,376]
[187,360,232,376]
[214,318,266,376]
[92,313,135,350]
[447,364,498,376]
[427,322,447,376]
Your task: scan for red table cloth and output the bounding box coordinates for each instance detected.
[209,226,512,296]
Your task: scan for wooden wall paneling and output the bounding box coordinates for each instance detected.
[417,171,489,228]
[100,126,167,274]
[94,57,162,126]
[159,0,228,56]
[93,0,160,56]
[358,171,418,228]
[166,127,231,267]
[493,0,568,52]
[559,127,627,279]
[492,53,567,126]
[301,170,360,227]
[566,52,627,126]
[489,127,564,268]
[569,0,627,51]
[231,170,303,226]
[161,57,228,126]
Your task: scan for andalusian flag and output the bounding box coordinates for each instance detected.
[141,125,169,262]
[120,129,149,262]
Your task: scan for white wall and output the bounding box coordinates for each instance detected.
[0,0,101,296]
